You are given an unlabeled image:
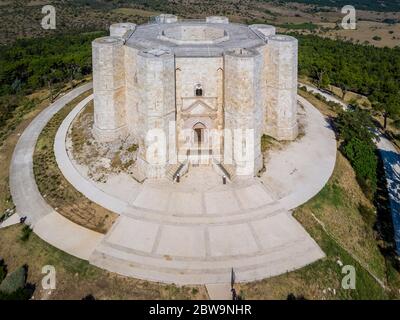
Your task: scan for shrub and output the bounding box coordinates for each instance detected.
[287,293,306,300]
[127,144,138,152]
[358,204,376,228]
[335,109,378,198]
[335,108,375,143]
[0,287,33,300]
[20,225,32,242]
[0,265,27,294]
[342,137,377,198]
[0,259,6,282]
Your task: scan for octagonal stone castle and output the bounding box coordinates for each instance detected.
[92,15,298,179]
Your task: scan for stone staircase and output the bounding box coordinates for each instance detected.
[165,161,189,181]
[166,163,182,181]
[220,163,236,181]
[213,161,236,181]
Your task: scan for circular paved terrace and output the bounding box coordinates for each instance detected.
[10,83,336,284]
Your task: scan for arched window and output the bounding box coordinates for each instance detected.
[195,84,203,96]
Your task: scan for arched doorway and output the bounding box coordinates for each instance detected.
[193,122,206,149]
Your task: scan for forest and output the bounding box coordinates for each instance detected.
[0,31,105,140]
[295,34,400,118]
[0,31,105,96]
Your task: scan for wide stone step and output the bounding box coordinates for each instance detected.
[122,201,282,225]
[89,235,324,284]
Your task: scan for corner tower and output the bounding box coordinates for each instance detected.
[92,36,127,142]
[224,48,263,176]
[264,35,298,140]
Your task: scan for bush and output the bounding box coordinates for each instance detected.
[0,265,34,300]
[335,108,375,143]
[20,225,32,242]
[0,265,27,294]
[335,109,378,198]
[358,204,376,228]
[0,259,6,282]
[0,287,33,300]
[342,138,377,198]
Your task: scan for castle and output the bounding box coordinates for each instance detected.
[91,15,298,179]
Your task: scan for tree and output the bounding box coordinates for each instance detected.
[335,108,376,144]
[335,108,378,198]
[342,137,377,197]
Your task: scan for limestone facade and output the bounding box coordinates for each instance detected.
[92,15,298,178]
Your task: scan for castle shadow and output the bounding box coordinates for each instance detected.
[374,148,400,270]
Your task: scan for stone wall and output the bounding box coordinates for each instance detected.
[110,23,136,38]
[206,16,229,24]
[124,45,139,137]
[175,57,224,157]
[135,49,176,179]
[249,24,276,40]
[264,35,298,141]
[224,48,263,176]
[92,36,127,142]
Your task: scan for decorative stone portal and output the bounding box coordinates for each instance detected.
[193,122,206,148]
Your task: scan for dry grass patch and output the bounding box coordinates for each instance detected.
[303,153,386,278]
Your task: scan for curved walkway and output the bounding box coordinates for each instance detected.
[9,83,103,260]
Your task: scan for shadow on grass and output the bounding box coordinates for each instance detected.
[374,150,400,274]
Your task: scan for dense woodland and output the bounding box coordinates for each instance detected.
[0,32,104,96]
[295,34,400,118]
[0,31,104,138]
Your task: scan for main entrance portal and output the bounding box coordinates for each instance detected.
[193,122,206,149]
[191,122,210,165]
